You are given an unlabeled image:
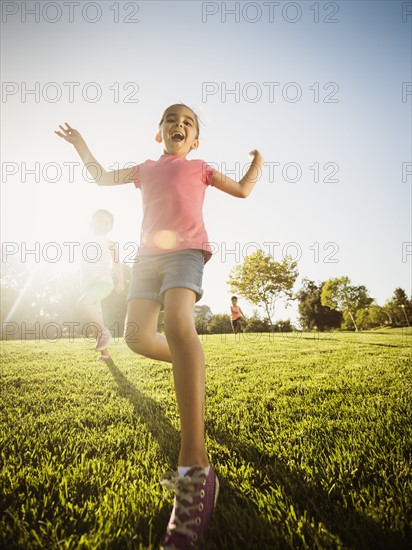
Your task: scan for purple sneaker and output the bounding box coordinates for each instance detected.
[159,466,219,550]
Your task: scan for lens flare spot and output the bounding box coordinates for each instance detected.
[154,230,179,250]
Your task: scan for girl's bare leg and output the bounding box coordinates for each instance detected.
[125,293,208,468]
[125,298,171,362]
[78,295,111,356]
[163,288,208,468]
[78,294,105,329]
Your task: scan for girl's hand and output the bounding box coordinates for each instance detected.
[249,149,263,163]
[55,122,82,145]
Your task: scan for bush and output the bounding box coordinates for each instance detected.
[244,312,270,332]
[273,319,293,332]
[206,314,232,334]
[195,315,209,334]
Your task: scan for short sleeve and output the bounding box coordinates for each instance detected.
[131,161,149,188]
[129,164,140,188]
[202,162,216,186]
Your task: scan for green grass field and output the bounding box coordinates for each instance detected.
[1,329,411,549]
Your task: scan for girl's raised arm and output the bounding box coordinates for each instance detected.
[55,122,135,186]
[211,150,264,198]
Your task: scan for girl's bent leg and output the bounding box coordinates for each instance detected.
[78,294,105,329]
[124,299,171,362]
[163,288,208,469]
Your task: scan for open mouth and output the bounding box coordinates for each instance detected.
[171,132,184,142]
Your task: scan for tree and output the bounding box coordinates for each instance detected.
[207,314,232,334]
[0,262,77,337]
[367,305,388,327]
[273,319,293,332]
[244,310,271,333]
[297,278,342,331]
[385,287,412,326]
[1,259,31,328]
[0,258,131,339]
[228,250,298,330]
[193,305,213,335]
[194,315,208,334]
[392,287,410,306]
[355,304,388,329]
[321,276,373,331]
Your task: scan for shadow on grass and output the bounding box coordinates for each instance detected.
[106,359,179,546]
[366,342,408,348]
[106,358,410,549]
[106,359,179,465]
[106,359,278,550]
[207,422,410,550]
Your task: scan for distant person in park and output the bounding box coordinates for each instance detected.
[230,296,246,334]
[55,104,263,549]
[78,209,124,362]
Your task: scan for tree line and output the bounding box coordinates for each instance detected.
[227,250,411,332]
[1,250,410,339]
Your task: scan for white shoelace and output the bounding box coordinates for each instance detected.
[160,469,206,539]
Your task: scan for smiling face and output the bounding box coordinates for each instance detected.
[156,104,199,157]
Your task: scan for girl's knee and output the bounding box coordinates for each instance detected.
[125,335,142,355]
[124,326,157,358]
[125,336,154,357]
[164,311,195,341]
[124,323,145,354]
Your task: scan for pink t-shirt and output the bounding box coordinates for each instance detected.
[132,154,215,261]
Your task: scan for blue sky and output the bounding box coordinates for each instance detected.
[1,0,411,321]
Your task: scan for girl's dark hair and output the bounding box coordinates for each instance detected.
[231,296,238,300]
[159,103,201,139]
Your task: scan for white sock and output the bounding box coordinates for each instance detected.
[178,465,210,477]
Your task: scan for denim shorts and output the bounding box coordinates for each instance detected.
[127,249,205,305]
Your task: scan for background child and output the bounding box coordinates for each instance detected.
[56,104,263,549]
[230,296,246,334]
[78,209,124,361]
